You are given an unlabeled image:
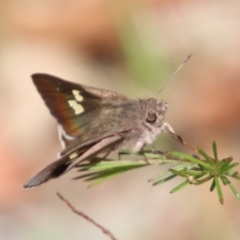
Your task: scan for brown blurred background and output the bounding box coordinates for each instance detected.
[1,0,240,239]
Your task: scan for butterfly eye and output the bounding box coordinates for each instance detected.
[146,113,157,123]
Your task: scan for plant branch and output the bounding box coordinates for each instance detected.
[75,141,240,203]
[57,192,118,240]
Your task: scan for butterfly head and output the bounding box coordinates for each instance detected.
[144,98,168,127]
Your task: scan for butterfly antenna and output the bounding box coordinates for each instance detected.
[156,54,192,98]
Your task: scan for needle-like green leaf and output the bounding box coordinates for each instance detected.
[198,149,215,165]
[214,175,224,205]
[212,141,218,163]
[221,176,240,201]
[171,152,210,169]
[170,181,189,193]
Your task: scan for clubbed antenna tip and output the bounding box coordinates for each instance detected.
[184,54,192,63]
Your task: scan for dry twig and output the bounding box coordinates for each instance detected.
[57,192,118,240]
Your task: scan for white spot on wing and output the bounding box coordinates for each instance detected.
[68,100,84,115]
[72,90,83,102]
[69,152,79,159]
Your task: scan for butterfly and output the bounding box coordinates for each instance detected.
[23,73,183,188]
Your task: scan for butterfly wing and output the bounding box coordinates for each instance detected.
[24,74,142,187]
[23,134,125,188]
[32,74,130,150]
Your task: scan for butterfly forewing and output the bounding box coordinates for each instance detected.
[32,74,138,153]
[33,74,103,137]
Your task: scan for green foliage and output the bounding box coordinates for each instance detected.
[76,141,240,204]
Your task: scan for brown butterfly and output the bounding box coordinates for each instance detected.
[24,57,191,188]
[23,73,177,188]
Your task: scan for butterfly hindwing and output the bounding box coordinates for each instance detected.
[23,134,125,188]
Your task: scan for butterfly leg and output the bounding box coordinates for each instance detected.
[162,122,196,151]
[139,144,151,165]
[141,153,150,165]
[117,148,149,164]
[150,144,164,155]
[100,150,111,160]
[151,142,156,153]
[118,151,122,160]
[117,150,129,160]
